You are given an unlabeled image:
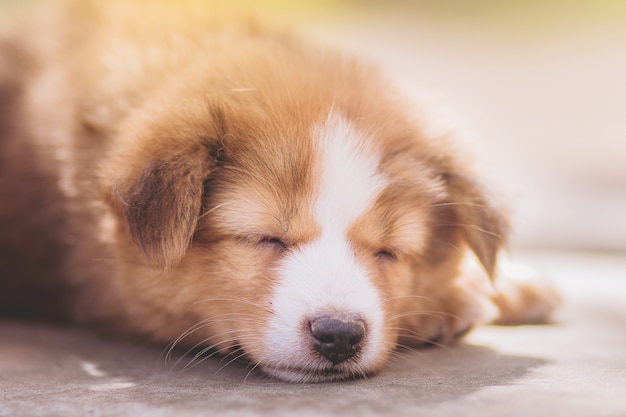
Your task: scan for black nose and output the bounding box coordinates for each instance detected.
[309,315,366,365]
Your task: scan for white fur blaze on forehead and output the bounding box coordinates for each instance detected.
[258,112,389,381]
[312,112,388,231]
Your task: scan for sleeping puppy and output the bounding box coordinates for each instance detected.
[0,1,560,382]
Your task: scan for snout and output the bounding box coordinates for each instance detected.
[309,314,366,365]
[259,304,386,382]
[260,237,387,382]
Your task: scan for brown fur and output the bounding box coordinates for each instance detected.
[0,1,560,380]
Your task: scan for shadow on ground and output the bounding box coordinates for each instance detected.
[0,321,548,416]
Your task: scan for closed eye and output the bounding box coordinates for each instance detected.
[259,236,288,251]
[375,249,397,261]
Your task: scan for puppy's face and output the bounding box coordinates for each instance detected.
[101,58,506,382]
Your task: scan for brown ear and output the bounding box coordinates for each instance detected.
[443,172,509,278]
[104,148,210,269]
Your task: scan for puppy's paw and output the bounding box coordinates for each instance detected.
[491,258,562,325]
[417,272,500,346]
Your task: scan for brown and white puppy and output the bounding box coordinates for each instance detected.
[0,1,560,382]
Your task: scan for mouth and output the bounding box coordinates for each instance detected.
[260,363,370,383]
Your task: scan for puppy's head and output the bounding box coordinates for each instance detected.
[101,49,507,382]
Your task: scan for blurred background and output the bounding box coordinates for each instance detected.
[276,0,626,254]
[2,0,625,253]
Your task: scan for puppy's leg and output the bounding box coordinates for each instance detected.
[490,255,562,325]
[441,253,561,339]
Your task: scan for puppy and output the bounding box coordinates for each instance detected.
[0,1,560,382]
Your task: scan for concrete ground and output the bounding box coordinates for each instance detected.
[1,251,625,417]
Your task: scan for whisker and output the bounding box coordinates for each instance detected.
[429,202,486,209]
[179,335,252,374]
[389,327,452,350]
[189,297,273,314]
[164,319,215,361]
[163,313,264,362]
[434,222,501,238]
[244,362,262,383]
[214,350,250,376]
[387,309,457,322]
[172,329,240,371]
[171,326,259,372]
[195,338,245,374]
[431,239,463,255]
[198,201,237,220]
[382,294,433,304]
[180,332,264,372]
[387,344,429,361]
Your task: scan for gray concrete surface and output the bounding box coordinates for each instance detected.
[1,251,625,417]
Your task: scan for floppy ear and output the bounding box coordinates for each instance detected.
[103,146,211,269]
[441,172,509,278]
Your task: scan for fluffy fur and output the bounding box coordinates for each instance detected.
[0,1,560,382]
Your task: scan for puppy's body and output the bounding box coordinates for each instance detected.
[0,1,559,382]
